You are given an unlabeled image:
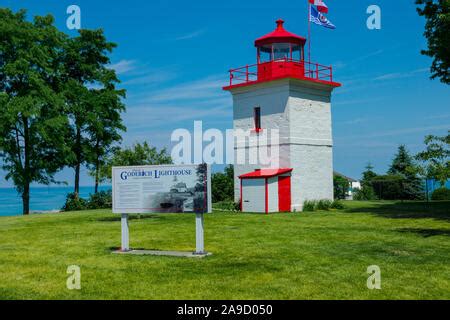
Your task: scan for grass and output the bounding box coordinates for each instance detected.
[0,201,449,300]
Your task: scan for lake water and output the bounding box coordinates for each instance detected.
[0,186,111,217]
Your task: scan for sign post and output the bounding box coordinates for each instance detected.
[121,213,129,251]
[195,213,204,254]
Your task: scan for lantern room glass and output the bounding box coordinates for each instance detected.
[258,43,303,63]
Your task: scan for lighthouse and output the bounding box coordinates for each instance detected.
[223,19,341,212]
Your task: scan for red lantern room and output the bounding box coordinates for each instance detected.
[256,19,305,62]
[224,19,340,90]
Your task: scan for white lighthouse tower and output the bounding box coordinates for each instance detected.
[223,19,341,212]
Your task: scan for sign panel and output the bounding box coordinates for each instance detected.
[112,164,211,214]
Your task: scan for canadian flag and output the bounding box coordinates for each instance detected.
[308,0,329,14]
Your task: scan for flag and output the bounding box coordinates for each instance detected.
[308,0,329,14]
[309,5,336,29]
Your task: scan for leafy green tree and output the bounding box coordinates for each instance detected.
[194,163,209,213]
[99,142,172,181]
[353,163,378,201]
[212,165,234,202]
[371,174,404,200]
[416,0,450,84]
[388,145,423,200]
[353,185,377,201]
[61,29,121,196]
[0,9,70,214]
[333,174,349,200]
[431,187,450,200]
[416,131,450,186]
[86,84,126,193]
[362,163,377,185]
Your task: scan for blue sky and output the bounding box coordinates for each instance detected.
[1,0,449,188]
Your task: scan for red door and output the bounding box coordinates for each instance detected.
[278,176,291,212]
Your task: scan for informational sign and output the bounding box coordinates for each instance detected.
[112,164,211,214]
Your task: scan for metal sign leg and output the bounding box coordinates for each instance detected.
[195,213,205,254]
[121,213,130,252]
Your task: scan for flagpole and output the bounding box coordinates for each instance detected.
[308,2,311,65]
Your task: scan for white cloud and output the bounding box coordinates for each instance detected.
[133,75,225,103]
[123,74,232,133]
[109,60,137,75]
[122,69,177,86]
[334,97,384,106]
[426,113,450,120]
[374,68,429,81]
[350,49,385,64]
[337,117,370,125]
[125,104,230,130]
[338,124,450,141]
[175,29,206,40]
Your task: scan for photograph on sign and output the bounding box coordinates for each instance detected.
[112,164,211,214]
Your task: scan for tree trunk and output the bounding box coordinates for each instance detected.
[22,184,30,215]
[94,140,100,194]
[74,127,81,197]
[23,116,30,215]
[75,163,80,197]
[94,163,99,194]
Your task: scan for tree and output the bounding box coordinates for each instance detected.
[353,185,377,201]
[388,145,423,200]
[371,174,404,200]
[362,163,377,185]
[354,163,378,201]
[98,142,172,181]
[62,29,121,196]
[416,131,450,186]
[0,9,70,215]
[86,81,126,193]
[416,0,450,84]
[194,163,208,213]
[333,174,349,200]
[212,165,234,202]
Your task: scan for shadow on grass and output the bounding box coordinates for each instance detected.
[344,201,450,222]
[396,228,450,238]
[97,215,165,222]
[108,246,164,252]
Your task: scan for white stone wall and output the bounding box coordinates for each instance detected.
[287,80,334,211]
[267,177,278,212]
[229,78,335,211]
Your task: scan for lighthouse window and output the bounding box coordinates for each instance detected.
[254,107,261,131]
[273,43,291,61]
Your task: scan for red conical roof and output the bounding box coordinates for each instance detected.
[255,19,306,47]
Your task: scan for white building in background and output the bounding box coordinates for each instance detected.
[223,19,341,212]
[334,171,361,200]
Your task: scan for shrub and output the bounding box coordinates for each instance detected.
[431,188,450,201]
[303,199,344,212]
[331,200,345,210]
[213,200,240,212]
[303,200,317,212]
[211,165,234,203]
[87,190,112,209]
[234,201,241,211]
[334,175,349,200]
[62,193,88,212]
[353,186,377,201]
[316,199,333,210]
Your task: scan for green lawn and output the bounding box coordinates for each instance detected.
[0,201,449,300]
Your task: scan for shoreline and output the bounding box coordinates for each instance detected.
[0,186,111,217]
